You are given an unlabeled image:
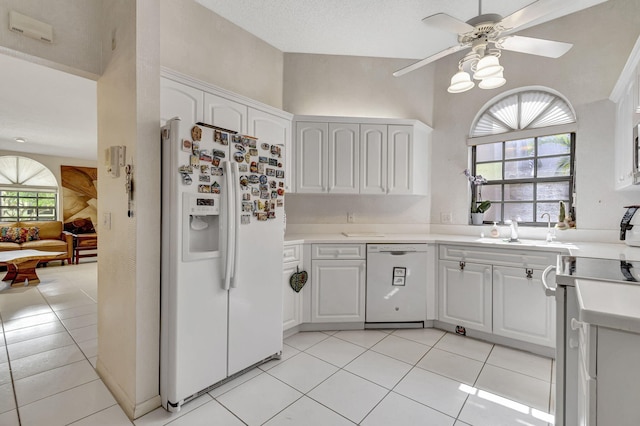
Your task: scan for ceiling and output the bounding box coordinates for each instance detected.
[195,0,606,60]
[0,0,606,162]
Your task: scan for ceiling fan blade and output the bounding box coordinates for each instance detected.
[422,13,475,34]
[500,35,572,58]
[393,44,468,77]
[499,0,563,32]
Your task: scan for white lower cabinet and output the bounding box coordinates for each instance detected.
[282,243,303,332]
[574,325,640,425]
[438,260,492,333]
[438,245,557,348]
[493,266,556,347]
[310,244,366,323]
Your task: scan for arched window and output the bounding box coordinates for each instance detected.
[468,88,577,226]
[0,156,58,221]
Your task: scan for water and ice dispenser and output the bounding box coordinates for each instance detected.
[182,192,220,261]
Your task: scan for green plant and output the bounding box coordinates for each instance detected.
[472,200,492,213]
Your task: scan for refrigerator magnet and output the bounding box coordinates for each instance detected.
[241,215,250,225]
[276,170,285,179]
[211,167,223,176]
[267,211,276,219]
[256,212,268,221]
[249,148,258,157]
[213,150,226,158]
[270,145,281,157]
[258,163,265,174]
[235,144,246,153]
[220,133,229,145]
[270,180,277,189]
[181,173,192,185]
[278,162,283,168]
[238,164,248,172]
[191,126,202,141]
[269,158,278,167]
[199,175,210,183]
[277,188,284,196]
[234,152,245,163]
[270,201,276,210]
[271,191,278,199]
[178,165,193,174]
[232,134,241,144]
[261,143,270,151]
[392,267,406,286]
[200,165,209,173]
[248,138,257,148]
[242,193,251,201]
[260,191,270,199]
[279,182,284,188]
[245,153,251,163]
[181,139,192,152]
[250,162,258,173]
[248,175,260,184]
[190,155,199,167]
[259,183,268,191]
[214,130,221,143]
[199,151,212,162]
[266,168,275,177]
[212,158,220,167]
[259,175,268,184]
[242,202,253,212]
[258,156,268,163]
[198,184,210,193]
[251,187,259,196]
[277,199,283,207]
[239,175,248,187]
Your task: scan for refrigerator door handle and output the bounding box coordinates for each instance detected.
[222,161,234,290]
[230,162,241,288]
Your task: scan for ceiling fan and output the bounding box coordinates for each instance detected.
[393,0,573,92]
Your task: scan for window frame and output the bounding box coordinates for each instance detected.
[0,187,58,222]
[471,132,576,226]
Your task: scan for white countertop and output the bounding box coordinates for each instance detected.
[285,232,640,260]
[577,279,640,334]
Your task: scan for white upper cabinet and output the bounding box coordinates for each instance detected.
[248,109,293,191]
[294,116,431,195]
[161,78,204,125]
[203,92,247,134]
[328,123,360,194]
[360,124,387,194]
[296,122,328,193]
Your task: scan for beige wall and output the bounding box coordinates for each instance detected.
[96,0,161,419]
[0,0,101,79]
[160,0,284,109]
[429,0,640,235]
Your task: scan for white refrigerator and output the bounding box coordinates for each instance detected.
[160,117,284,412]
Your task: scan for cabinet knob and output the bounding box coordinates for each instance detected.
[459,261,465,270]
[571,318,586,331]
[525,268,533,279]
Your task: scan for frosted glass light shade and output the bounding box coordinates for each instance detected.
[478,70,506,89]
[448,70,474,93]
[474,55,503,80]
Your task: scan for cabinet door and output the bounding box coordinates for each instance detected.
[203,92,247,134]
[161,78,204,125]
[387,125,413,194]
[311,260,365,323]
[328,123,359,193]
[493,266,556,347]
[296,122,328,193]
[248,109,292,191]
[282,261,303,331]
[438,260,492,333]
[360,124,387,194]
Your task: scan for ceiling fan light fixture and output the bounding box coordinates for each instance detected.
[478,71,506,89]
[473,55,503,80]
[447,70,475,93]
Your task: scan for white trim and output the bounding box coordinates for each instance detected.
[610,35,640,103]
[161,67,293,121]
[467,123,577,146]
[293,114,432,132]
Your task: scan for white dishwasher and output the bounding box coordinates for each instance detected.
[366,244,428,325]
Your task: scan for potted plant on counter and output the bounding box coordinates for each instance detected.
[464,169,491,225]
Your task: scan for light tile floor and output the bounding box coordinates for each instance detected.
[0,262,556,425]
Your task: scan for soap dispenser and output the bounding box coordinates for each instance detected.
[490,222,500,238]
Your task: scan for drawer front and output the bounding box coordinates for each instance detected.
[439,245,558,269]
[312,244,366,260]
[283,243,301,263]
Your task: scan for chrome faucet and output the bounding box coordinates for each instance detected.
[541,213,555,243]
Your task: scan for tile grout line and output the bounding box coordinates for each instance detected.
[0,304,23,426]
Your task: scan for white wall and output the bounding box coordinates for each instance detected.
[96,0,161,419]
[160,0,284,109]
[428,0,640,237]
[0,0,101,79]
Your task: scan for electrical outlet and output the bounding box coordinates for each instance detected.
[347,212,355,223]
[441,212,453,224]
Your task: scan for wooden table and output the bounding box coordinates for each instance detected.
[0,250,66,286]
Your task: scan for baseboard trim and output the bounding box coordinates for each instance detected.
[96,358,162,420]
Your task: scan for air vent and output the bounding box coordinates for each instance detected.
[9,11,53,43]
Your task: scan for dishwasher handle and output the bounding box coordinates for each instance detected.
[388,251,408,255]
